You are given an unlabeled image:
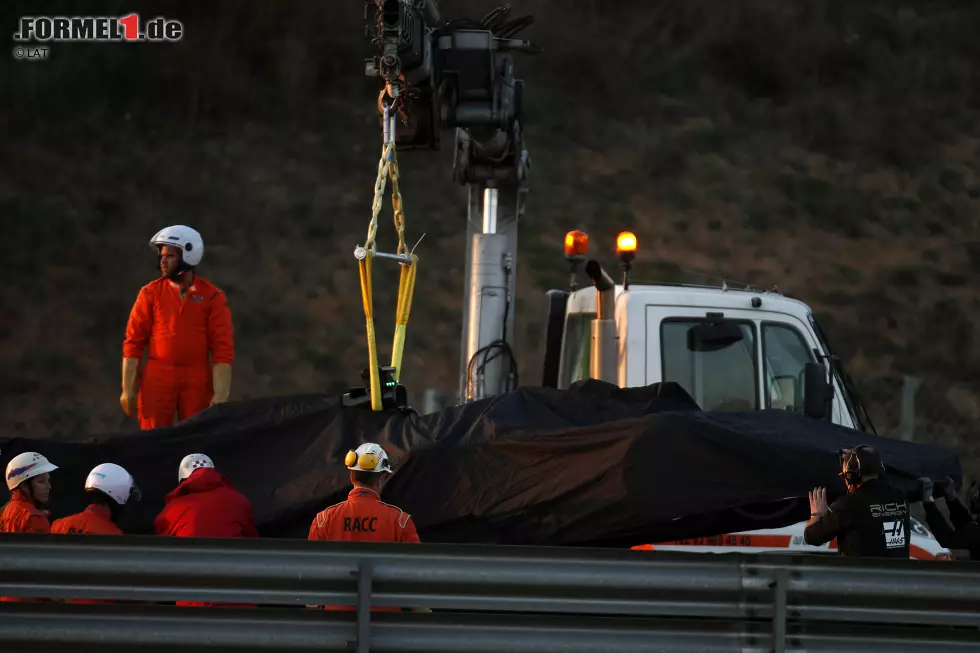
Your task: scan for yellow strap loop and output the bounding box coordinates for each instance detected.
[357,91,418,409]
[357,252,383,411]
[390,255,418,383]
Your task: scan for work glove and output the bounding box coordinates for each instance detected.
[211,363,232,406]
[918,476,934,503]
[942,476,958,502]
[120,357,139,417]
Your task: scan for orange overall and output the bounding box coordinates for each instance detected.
[0,492,51,534]
[0,491,51,603]
[308,487,420,611]
[51,504,122,535]
[51,504,123,604]
[123,275,234,430]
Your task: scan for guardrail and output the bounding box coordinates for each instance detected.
[2,534,979,652]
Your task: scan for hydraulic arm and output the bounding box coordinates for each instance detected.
[363,1,540,404]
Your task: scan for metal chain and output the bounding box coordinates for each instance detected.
[366,141,391,252]
[389,148,406,255]
[366,89,407,255]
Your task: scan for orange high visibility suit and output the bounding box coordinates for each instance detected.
[1,491,51,603]
[51,504,123,604]
[308,487,420,612]
[0,491,51,534]
[51,504,122,535]
[123,276,234,430]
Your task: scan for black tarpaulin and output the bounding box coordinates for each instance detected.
[0,380,962,547]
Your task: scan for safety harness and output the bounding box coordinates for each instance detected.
[355,91,419,411]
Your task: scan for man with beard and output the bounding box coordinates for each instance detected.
[804,445,910,558]
[121,225,235,430]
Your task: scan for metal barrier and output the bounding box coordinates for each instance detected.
[2,534,979,652]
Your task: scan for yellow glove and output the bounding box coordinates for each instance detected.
[120,357,139,417]
[211,363,232,406]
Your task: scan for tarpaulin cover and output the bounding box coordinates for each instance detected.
[0,380,962,547]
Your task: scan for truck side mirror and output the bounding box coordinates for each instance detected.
[541,290,569,388]
[803,361,834,420]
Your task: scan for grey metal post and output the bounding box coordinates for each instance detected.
[899,375,922,442]
[447,42,530,405]
[355,561,373,653]
[422,388,445,414]
[589,321,618,384]
[587,262,618,384]
[458,182,519,403]
[772,567,788,653]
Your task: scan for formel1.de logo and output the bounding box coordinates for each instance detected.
[12,14,183,59]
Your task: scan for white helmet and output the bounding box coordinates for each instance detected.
[85,463,141,506]
[178,453,214,483]
[6,452,58,491]
[149,225,204,267]
[345,443,392,473]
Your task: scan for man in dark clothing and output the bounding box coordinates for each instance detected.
[919,476,980,561]
[804,445,911,558]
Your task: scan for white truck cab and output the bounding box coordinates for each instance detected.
[552,283,867,431]
[540,230,872,433]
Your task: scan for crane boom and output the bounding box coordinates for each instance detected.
[363,1,539,404]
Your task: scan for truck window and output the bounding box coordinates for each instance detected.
[559,312,594,388]
[661,320,758,411]
[762,323,814,413]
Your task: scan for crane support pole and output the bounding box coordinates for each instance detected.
[458,183,519,402]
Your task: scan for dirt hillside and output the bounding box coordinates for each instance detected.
[1,0,977,483]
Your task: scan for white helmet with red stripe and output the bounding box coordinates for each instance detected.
[178,453,214,482]
[150,225,204,267]
[6,452,58,490]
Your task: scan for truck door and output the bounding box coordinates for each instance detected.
[645,307,760,412]
[645,306,851,424]
[761,316,851,427]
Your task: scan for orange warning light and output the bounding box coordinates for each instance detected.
[616,231,637,256]
[564,230,589,257]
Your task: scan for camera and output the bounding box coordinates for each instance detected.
[363,0,540,150]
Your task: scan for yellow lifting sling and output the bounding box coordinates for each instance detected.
[355,91,419,411]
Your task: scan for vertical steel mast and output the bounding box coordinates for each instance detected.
[363,2,538,405]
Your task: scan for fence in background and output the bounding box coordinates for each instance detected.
[858,373,980,486]
[420,387,445,414]
[2,534,979,653]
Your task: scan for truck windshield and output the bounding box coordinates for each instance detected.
[661,319,758,411]
[558,312,594,388]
